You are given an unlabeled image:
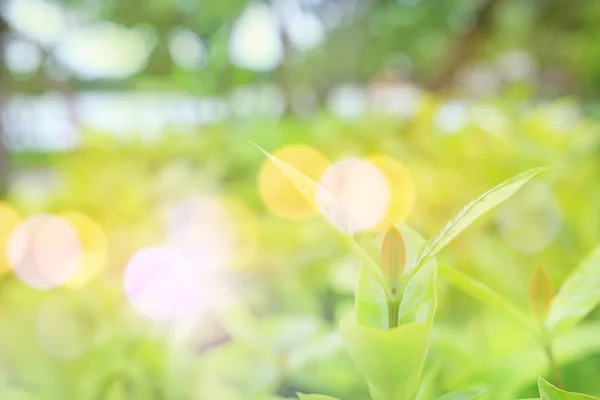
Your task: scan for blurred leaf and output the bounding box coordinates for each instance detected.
[545,246,600,336]
[297,394,340,400]
[381,225,406,291]
[438,264,538,334]
[415,366,440,400]
[356,265,388,329]
[437,388,487,400]
[538,377,599,399]
[339,319,430,400]
[410,168,552,275]
[251,142,388,294]
[288,331,343,371]
[529,266,554,321]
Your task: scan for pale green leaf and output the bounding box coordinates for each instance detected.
[252,142,388,294]
[538,377,599,399]
[411,168,551,274]
[438,264,538,334]
[398,256,437,325]
[356,265,388,329]
[415,366,440,400]
[297,394,340,400]
[545,245,600,336]
[339,319,430,400]
[397,225,438,327]
[437,388,487,400]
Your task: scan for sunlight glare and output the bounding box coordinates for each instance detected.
[368,155,416,230]
[61,212,107,288]
[124,247,200,322]
[316,158,390,233]
[8,215,81,289]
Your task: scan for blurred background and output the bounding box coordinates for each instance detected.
[1,0,600,399]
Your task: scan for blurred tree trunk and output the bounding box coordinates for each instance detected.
[428,0,502,92]
[271,0,294,116]
[0,16,10,198]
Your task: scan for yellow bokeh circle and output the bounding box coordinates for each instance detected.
[0,203,20,275]
[368,155,417,230]
[258,144,329,220]
[61,212,107,288]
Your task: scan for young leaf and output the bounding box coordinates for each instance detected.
[339,319,430,400]
[251,142,388,293]
[297,394,340,400]
[381,225,407,292]
[538,377,599,399]
[410,167,552,275]
[356,226,436,329]
[437,388,488,400]
[530,266,554,321]
[438,264,539,334]
[545,245,600,336]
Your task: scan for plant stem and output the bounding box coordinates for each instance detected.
[543,340,564,389]
[387,297,401,329]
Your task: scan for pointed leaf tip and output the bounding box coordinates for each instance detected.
[411,167,553,275]
[381,225,406,291]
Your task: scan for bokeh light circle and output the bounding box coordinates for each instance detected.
[124,247,200,322]
[316,158,390,233]
[368,155,417,230]
[0,203,20,275]
[258,144,329,220]
[61,212,107,288]
[35,291,105,359]
[166,196,258,271]
[8,215,81,289]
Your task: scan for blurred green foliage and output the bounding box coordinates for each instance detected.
[3,0,600,398]
[0,98,599,398]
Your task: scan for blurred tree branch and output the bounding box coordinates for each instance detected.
[427,0,503,92]
[0,15,10,198]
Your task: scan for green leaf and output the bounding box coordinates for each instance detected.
[438,264,539,334]
[538,377,599,399]
[398,260,437,325]
[251,142,388,295]
[356,264,388,329]
[297,394,340,400]
[381,225,406,290]
[410,168,551,275]
[545,245,600,336]
[437,388,488,400]
[397,226,438,325]
[339,319,430,400]
[415,366,440,400]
